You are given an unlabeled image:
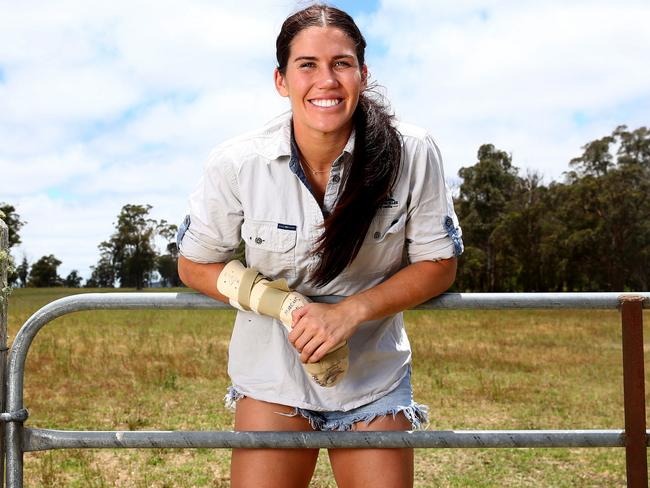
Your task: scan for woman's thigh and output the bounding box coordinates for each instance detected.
[231,396,319,488]
[328,412,414,488]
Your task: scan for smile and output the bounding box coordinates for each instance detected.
[309,99,342,108]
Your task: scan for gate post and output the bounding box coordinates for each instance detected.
[1,219,9,488]
[620,295,648,488]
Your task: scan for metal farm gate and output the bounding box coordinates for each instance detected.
[1,221,649,487]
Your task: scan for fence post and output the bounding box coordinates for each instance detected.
[620,295,648,488]
[0,219,9,488]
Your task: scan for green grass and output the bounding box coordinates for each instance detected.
[6,287,643,486]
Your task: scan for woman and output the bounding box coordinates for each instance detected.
[177,4,463,487]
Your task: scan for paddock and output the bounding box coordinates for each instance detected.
[1,221,649,487]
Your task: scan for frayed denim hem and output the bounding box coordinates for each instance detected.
[276,408,325,430]
[402,402,430,430]
[224,386,245,410]
[288,401,429,432]
[223,380,430,432]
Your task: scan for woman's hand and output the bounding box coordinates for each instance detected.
[288,258,457,364]
[288,302,359,364]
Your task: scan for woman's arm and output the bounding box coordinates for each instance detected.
[177,255,229,303]
[289,257,457,363]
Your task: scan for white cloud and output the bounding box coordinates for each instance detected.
[1,146,102,196]
[365,1,650,179]
[72,158,196,196]
[1,64,140,124]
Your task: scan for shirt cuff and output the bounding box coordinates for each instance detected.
[179,230,236,264]
[408,237,457,263]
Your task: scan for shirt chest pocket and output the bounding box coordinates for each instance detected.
[241,219,297,279]
[344,213,407,278]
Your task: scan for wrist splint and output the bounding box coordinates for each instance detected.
[217,260,349,387]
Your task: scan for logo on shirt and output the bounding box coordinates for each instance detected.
[380,197,399,209]
[277,223,297,231]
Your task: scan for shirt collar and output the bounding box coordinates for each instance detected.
[286,120,356,164]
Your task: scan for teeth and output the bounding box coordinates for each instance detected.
[310,99,341,107]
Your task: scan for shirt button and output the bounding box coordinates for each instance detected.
[332,174,341,183]
[373,231,381,239]
[255,237,263,245]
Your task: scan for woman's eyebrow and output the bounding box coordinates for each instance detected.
[293,56,318,63]
[292,54,355,63]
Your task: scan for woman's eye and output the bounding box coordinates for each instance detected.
[299,62,316,69]
[334,61,351,68]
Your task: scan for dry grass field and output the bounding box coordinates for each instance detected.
[5,287,643,487]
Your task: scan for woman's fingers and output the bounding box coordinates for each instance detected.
[304,341,334,364]
[298,335,332,363]
[291,305,308,327]
[287,302,350,361]
[287,314,307,344]
[292,328,315,352]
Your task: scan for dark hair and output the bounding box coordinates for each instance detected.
[276,4,402,287]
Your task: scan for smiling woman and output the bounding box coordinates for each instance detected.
[176,3,463,488]
[275,27,366,143]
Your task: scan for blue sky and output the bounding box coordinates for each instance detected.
[1,0,649,281]
[334,0,380,15]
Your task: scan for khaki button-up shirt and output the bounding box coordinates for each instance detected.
[179,111,463,411]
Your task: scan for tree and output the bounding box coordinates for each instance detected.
[28,255,62,287]
[455,144,520,291]
[558,126,650,291]
[0,203,26,286]
[85,250,115,288]
[0,203,26,249]
[64,270,83,288]
[93,204,160,289]
[614,125,650,169]
[156,221,181,287]
[16,257,29,288]
[568,135,615,178]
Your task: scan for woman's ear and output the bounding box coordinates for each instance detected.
[274,68,289,97]
[361,64,369,89]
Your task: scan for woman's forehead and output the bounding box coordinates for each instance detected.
[289,26,357,59]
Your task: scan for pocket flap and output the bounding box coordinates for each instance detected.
[241,220,297,252]
[369,213,407,243]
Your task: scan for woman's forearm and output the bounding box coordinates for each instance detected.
[340,257,457,325]
[177,255,229,303]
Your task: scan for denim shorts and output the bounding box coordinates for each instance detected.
[225,368,429,432]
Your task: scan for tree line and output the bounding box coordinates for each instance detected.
[2,124,649,292]
[453,125,650,292]
[0,203,180,289]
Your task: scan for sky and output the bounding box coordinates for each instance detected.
[1,0,649,281]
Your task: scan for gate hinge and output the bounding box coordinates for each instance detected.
[0,408,29,422]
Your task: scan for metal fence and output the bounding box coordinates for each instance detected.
[1,223,649,487]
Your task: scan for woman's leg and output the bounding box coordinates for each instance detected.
[230,397,320,488]
[328,412,414,488]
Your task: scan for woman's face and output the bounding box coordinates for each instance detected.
[275,26,367,140]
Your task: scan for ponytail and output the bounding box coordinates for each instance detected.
[310,89,402,287]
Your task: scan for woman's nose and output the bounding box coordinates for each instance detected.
[316,68,340,88]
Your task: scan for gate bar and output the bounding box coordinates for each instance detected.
[0,220,9,488]
[621,297,648,488]
[24,428,627,451]
[5,292,650,488]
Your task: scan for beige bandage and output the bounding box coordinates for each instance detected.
[217,260,349,387]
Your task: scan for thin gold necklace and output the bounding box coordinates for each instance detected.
[300,156,330,175]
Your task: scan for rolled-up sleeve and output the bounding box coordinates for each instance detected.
[178,148,243,263]
[405,134,463,263]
